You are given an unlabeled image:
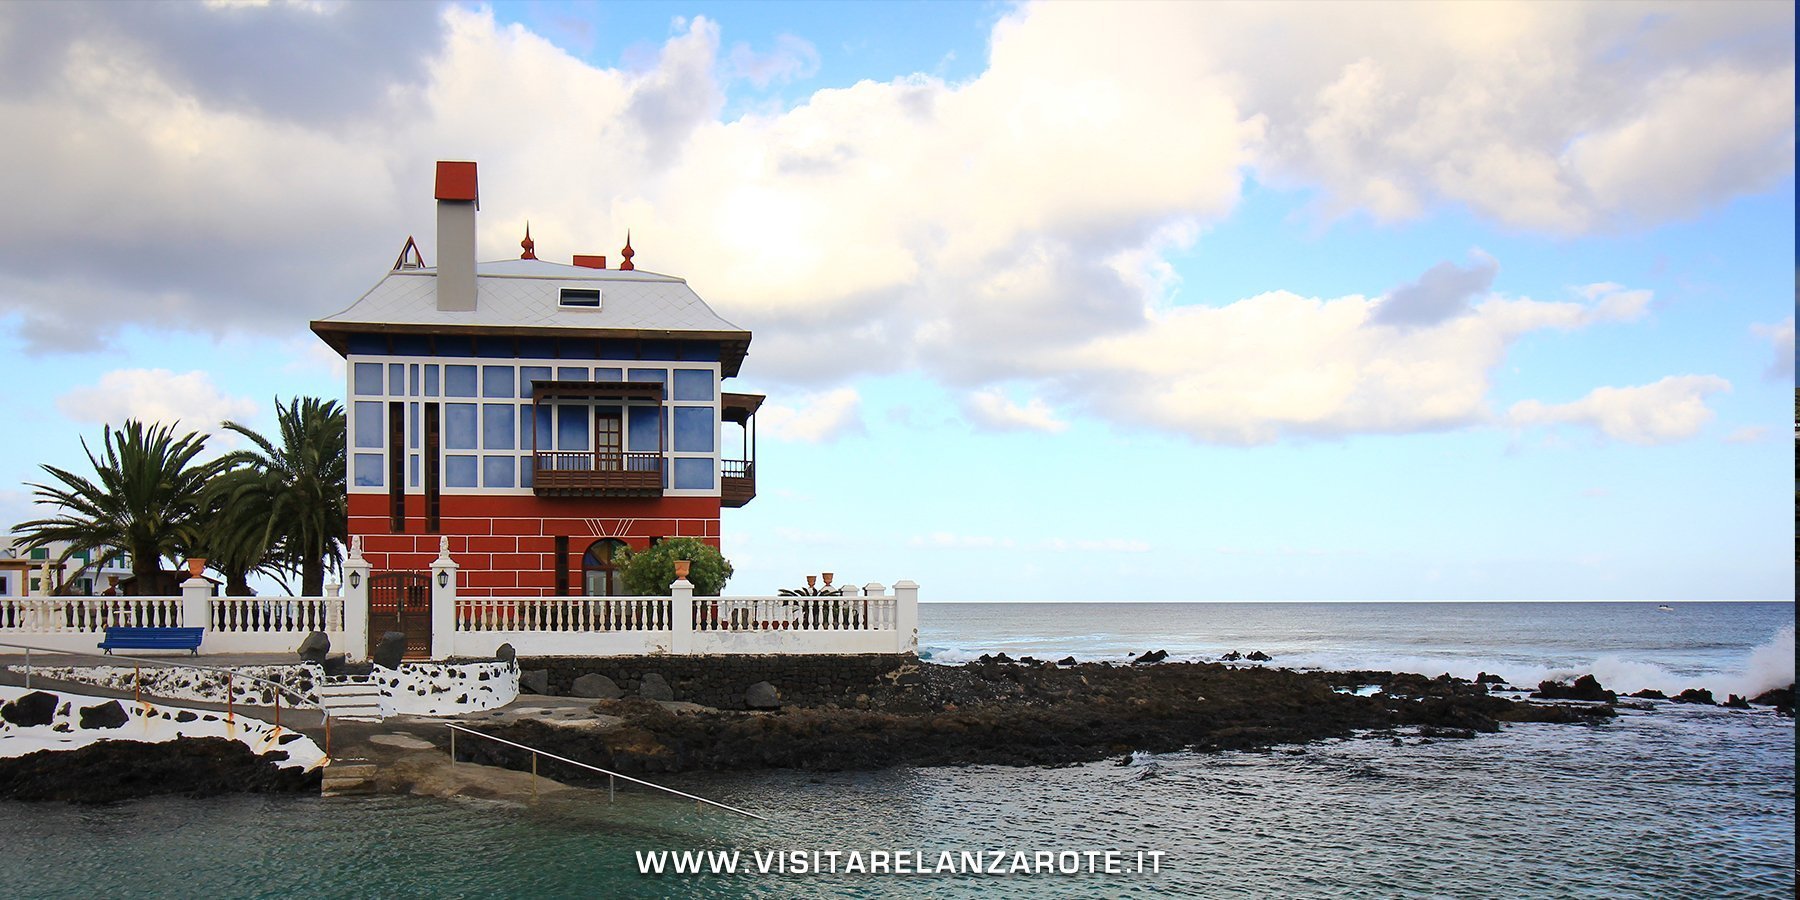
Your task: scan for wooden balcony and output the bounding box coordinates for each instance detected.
[533,452,663,497]
[721,459,755,508]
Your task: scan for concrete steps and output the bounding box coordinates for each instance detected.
[318,681,384,723]
[320,758,378,797]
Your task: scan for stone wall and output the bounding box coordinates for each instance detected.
[518,654,913,708]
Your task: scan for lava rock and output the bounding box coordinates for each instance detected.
[1245,651,1271,662]
[1220,651,1243,661]
[0,736,318,803]
[570,674,623,700]
[1630,688,1668,700]
[1672,688,1716,705]
[745,681,781,710]
[519,669,550,695]
[1532,675,1616,702]
[1723,694,1752,709]
[1057,656,1078,667]
[372,632,407,670]
[295,631,330,664]
[78,701,128,730]
[1749,685,1794,716]
[495,643,516,664]
[1475,672,1507,685]
[1133,650,1169,665]
[1,691,59,727]
[639,673,675,702]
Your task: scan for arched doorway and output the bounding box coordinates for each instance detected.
[582,539,629,596]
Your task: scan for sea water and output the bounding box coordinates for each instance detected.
[0,602,1791,898]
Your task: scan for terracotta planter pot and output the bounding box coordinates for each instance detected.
[674,560,692,580]
[187,558,207,578]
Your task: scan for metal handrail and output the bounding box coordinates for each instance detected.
[0,639,335,759]
[444,722,766,821]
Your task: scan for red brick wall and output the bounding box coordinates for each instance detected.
[348,493,722,597]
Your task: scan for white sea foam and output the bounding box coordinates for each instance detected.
[921,622,1797,699]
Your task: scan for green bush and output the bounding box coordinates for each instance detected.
[621,537,734,596]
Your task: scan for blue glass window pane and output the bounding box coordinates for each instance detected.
[482,404,515,450]
[557,405,589,451]
[520,366,551,397]
[483,456,515,488]
[628,406,662,452]
[409,364,420,395]
[674,457,714,490]
[353,453,384,487]
[521,405,552,451]
[672,369,714,401]
[353,363,382,396]
[445,455,477,488]
[353,401,383,449]
[424,365,439,397]
[445,403,477,450]
[593,367,623,381]
[628,368,666,383]
[389,364,404,395]
[482,365,514,399]
[409,403,419,449]
[520,457,534,488]
[445,365,477,397]
[556,366,588,381]
[409,454,419,488]
[673,406,713,453]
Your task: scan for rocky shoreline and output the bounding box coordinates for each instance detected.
[0,736,319,803]
[454,659,1714,779]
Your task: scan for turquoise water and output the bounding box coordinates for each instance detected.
[1,602,1792,898]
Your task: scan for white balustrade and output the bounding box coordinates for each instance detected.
[0,595,184,632]
[455,596,673,633]
[209,596,341,634]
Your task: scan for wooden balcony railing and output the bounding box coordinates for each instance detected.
[532,452,663,497]
[721,459,755,508]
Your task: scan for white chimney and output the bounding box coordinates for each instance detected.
[434,160,478,312]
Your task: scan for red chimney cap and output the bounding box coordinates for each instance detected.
[435,161,478,204]
[573,254,607,269]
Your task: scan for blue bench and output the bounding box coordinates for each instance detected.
[98,627,205,656]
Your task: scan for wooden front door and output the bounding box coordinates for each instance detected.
[368,571,431,660]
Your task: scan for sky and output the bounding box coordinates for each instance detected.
[0,0,1792,601]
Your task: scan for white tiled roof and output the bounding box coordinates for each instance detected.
[315,259,746,334]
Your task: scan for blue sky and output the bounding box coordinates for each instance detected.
[0,1,1791,600]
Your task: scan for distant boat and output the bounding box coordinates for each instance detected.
[1657,604,1674,612]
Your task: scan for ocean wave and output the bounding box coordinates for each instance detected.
[918,624,1796,698]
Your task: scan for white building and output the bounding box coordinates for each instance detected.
[0,536,134,597]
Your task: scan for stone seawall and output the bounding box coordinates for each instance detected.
[518,655,912,709]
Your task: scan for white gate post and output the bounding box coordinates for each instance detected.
[180,575,213,631]
[670,577,694,655]
[343,537,371,662]
[430,537,459,660]
[892,579,919,655]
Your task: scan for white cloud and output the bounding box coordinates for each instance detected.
[962,388,1068,434]
[725,34,820,88]
[0,2,1786,446]
[1507,375,1732,445]
[56,368,260,438]
[1723,426,1769,445]
[756,387,865,443]
[1047,280,1649,445]
[1751,318,1794,382]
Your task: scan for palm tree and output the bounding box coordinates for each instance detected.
[14,420,226,596]
[219,397,347,596]
[198,465,280,597]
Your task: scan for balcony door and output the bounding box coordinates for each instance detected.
[596,413,623,470]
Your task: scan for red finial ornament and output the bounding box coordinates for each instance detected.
[619,230,635,271]
[520,221,536,260]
